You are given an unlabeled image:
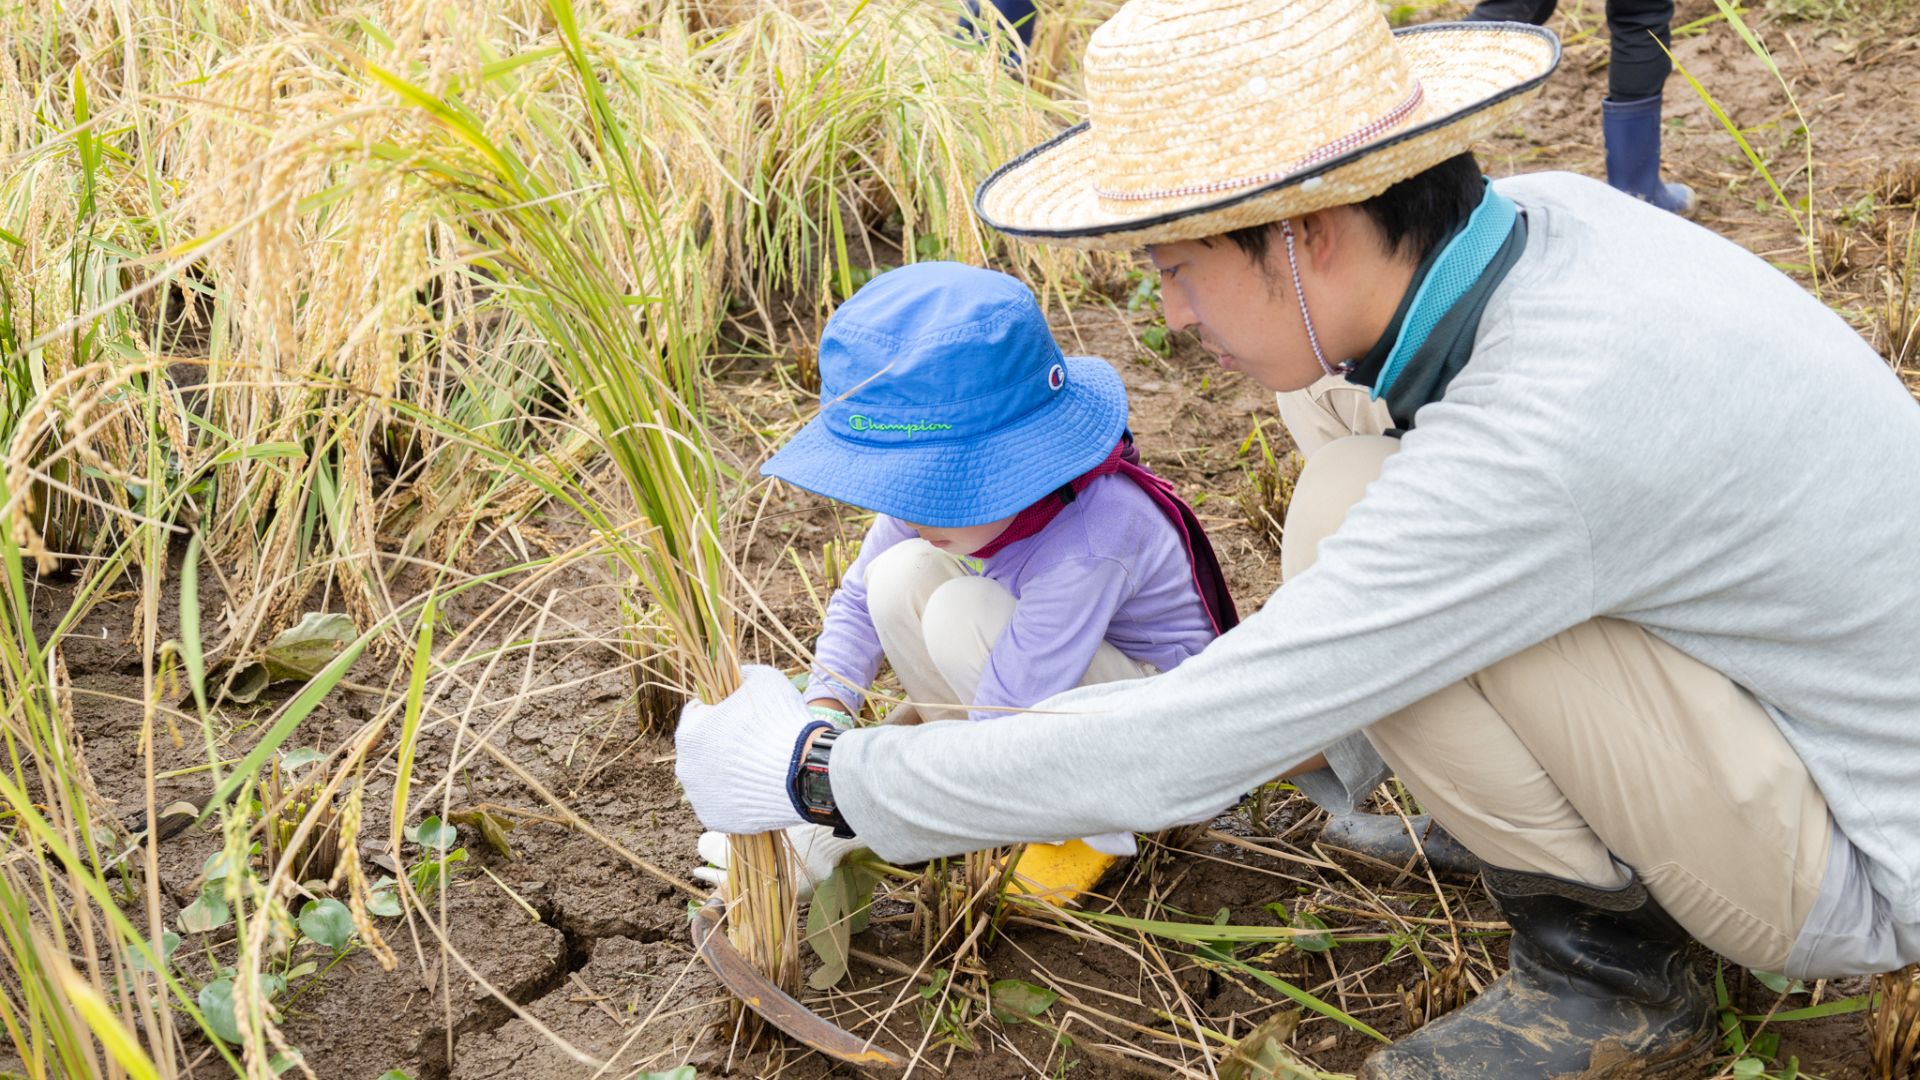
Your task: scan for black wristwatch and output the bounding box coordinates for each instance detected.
[789,722,855,839]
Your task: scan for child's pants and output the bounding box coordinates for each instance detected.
[863,538,1156,723]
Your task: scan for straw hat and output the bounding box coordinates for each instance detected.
[973,0,1560,250]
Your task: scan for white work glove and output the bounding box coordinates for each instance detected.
[694,824,866,900]
[1084,831,1138,857]
[676,664,831,835]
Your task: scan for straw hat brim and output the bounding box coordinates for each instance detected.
[974,23,1561,251]
[760,355,1130,529]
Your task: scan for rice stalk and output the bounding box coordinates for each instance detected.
[1871,966,1920,1079]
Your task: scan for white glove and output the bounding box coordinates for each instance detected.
[1083,831,1138,857]
[676,665,824,835]
[694,824,866,900]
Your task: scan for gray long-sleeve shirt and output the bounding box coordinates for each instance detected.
[829,173,1920,977]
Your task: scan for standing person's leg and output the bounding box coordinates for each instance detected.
[1601,0,1696,214]
[1286,437,1833,1077]
[959,0,1036,57]
[1462,0,1558,23]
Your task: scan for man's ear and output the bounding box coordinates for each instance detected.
[1297,207,1342,272]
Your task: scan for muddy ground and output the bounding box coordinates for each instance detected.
[50,0,1920,1077]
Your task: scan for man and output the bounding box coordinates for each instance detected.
[676,0,1920,1075]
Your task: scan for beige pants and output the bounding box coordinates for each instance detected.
[1276,378,1832,971]
[863,538,1155,723]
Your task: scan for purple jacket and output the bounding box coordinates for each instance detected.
[805,474,1218,721]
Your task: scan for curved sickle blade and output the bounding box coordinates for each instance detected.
[689,896,904,1069]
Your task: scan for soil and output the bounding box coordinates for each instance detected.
[48,1,1920,1077]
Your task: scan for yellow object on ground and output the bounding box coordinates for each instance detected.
[1008,839,1118,906]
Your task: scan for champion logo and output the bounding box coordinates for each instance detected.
[1047,363,1065,391]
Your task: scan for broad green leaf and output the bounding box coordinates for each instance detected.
[989,979,1058,1023]
[269,1049,303,1076]
[1732,1057,1765,1079]
[298,899,354,952]
[1291,911,1333,953]
[258,613,358,682]
[128,932,181,973]
[279,747,326,772]
[204,660,270,705]
[844,864,878,934]
[202,848,246,882]
[179,888,231,934]
[409,816,457,851]
[1751,970,1805,996]
[377,1072,414,1080]
[637,1070,695,1080]
[198,978,240,1044]
[804,868,852,990]
[196,618,375,825]
[368,888,403,918]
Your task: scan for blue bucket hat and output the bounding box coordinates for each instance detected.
[762,262,1128,528]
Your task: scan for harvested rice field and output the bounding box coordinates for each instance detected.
[3,0,1918,1077]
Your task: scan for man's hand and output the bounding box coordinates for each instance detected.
[693,824,866,900]
[675,665,822,835]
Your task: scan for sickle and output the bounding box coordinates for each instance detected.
[689,896,904,1069]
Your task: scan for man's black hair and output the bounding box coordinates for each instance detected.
[1214,151,1484,267]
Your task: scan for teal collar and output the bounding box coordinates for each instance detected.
[1368,180,1519,402]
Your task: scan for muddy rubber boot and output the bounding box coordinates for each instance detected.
[1361,865,1715,1079]
[1319,812,1481,880]
[1602,94,1698,217]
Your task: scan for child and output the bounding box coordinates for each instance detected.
[694,261,1235,898]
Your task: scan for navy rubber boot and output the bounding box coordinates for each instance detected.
[1602,95,1697,217]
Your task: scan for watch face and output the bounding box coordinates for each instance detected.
[800,764,834,811]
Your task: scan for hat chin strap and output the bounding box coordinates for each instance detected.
[1280,219,1349,379]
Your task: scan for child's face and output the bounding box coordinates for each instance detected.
[903,514,1019,557]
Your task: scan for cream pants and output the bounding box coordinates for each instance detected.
[863,538,1155,724]
[1276,377,1831,970]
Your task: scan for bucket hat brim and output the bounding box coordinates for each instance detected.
[974,23,1561,252]
[762,354,1128,528]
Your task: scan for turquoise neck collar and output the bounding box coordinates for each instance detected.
[1371,181,1518,401]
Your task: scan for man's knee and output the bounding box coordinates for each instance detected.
[1281,435,1401,582]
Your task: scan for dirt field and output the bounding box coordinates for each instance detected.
[52,0,1920,1077]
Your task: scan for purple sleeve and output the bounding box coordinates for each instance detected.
[968,556,1134,722]
[804,516,917,713]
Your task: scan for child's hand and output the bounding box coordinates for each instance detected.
[693,824,865,900]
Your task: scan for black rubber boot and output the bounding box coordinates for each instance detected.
[1319,812,1482,880]
[1361,865,1715,1079]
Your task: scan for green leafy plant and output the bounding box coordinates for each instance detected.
[1125,267,1173,358]
[1237,419,1300,553]
[403,816,469,900]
